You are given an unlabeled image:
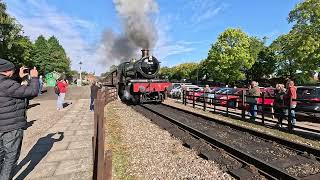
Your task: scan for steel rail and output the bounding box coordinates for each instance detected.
[140,104,300,180]
[162,103,320,159]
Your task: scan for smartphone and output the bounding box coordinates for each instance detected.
[23,68,30,74]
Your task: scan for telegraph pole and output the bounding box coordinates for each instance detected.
[79,61,82,86]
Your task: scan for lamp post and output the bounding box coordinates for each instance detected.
[79,61,82,86]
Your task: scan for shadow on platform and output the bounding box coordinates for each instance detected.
[14,132,64,180]
[27,103,40,109]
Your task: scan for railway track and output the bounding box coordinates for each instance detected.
[133,103,320,180]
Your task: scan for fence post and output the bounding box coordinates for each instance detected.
[261,92,265,125]
[182,90,188,106]
[93,88,117,180]
[182,90,184,104]
[241,90,245,120]
[104,150,112,180]
[226,91,229,116]
[288,96,293,130]
[192,90,195,108]
[203,92,206,111]
[213,91,216,112]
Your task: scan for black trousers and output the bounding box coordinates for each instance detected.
[0,129,23,180]
[90,97,95,111]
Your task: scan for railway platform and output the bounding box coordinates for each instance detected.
[13,88,93,180]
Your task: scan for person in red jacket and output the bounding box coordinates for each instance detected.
[56,77,68,110]
[285,80,297,129]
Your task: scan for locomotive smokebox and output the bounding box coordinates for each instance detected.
[141,49,150,58]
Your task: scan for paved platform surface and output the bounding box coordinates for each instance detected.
[14,99,93,180]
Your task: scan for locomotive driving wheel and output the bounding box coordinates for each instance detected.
[132,94,141,104]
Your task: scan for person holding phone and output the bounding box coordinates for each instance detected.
[0,58,39,180]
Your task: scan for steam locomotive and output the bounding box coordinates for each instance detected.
[105,49,171,104]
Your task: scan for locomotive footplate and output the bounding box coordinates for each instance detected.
[129,79,169,83]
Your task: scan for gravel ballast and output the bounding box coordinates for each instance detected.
[105,100,233,179]
[164,99,320,149]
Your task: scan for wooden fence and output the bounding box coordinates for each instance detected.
[93,87,118,180]
[181,90,320,135]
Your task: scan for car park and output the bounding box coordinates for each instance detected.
[214,88,245,107]
[295,86,320,120]
[238,87,275,110]
[196,87,234,103]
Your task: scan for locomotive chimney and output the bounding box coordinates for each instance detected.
[141,49,149,58]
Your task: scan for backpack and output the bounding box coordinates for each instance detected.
[54,84,60,95]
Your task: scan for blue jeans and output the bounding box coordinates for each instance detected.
[285,104,296,126]
[0,129,23,180]
[249,103,257,120]
[57,93,65,109]
[90,97,95,111]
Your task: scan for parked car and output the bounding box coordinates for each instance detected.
[215,88,246,107]
[172,85,199,98]
[238,87,275,110]
[296,86,320,119]
[197,87,224,102]
[170,86,182,98]
[186,87,203,100]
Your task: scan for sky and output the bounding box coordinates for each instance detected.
[4,0,302,75]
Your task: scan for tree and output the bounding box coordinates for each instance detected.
[33,35,50,74]
[175,63,199,80]
[32,35,71,75]
[159,66,172,79]
[246,37,277,80]
[47,36,70,73]
[109,65,117,72]
[0,0,33,67]
[206,28,254,84]
[1,1,72,76]
[274,0,320,80]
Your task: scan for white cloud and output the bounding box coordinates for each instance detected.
[5,0,212,74]
[153,16,202,64]
[5,0,99,73]
[181,0,226,25]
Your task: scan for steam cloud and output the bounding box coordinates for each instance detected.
[98,0,159,68]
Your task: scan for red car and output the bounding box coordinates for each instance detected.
[238,87,275,110]
[215,88,246,107]
[186,88,204,100]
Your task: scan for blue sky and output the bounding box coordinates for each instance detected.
[4,0,301,74]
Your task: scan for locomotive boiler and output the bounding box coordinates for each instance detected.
[106,49,171,104]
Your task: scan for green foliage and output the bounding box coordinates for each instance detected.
[32,35,50,73]
[47,36,70,73]
[158,66,172,79]
[159,63,199,81]
[0,1,71,75]
[100,65,118,77]
[206,28,254,83]
[246,38,277,80]
[0,0,33,67]
[175,63,199,80]
[109,65,117,72]
[273,0,320,80]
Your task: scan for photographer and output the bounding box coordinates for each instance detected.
[0,58,39,180]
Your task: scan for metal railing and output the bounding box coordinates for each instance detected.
[93,87,118,180]
[181,90,320,135]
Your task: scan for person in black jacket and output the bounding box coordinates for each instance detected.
[90,81,101,111]
[0,58,39,180]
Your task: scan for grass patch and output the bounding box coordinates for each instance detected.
[105,103,135,180]
[165,99,320,149]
